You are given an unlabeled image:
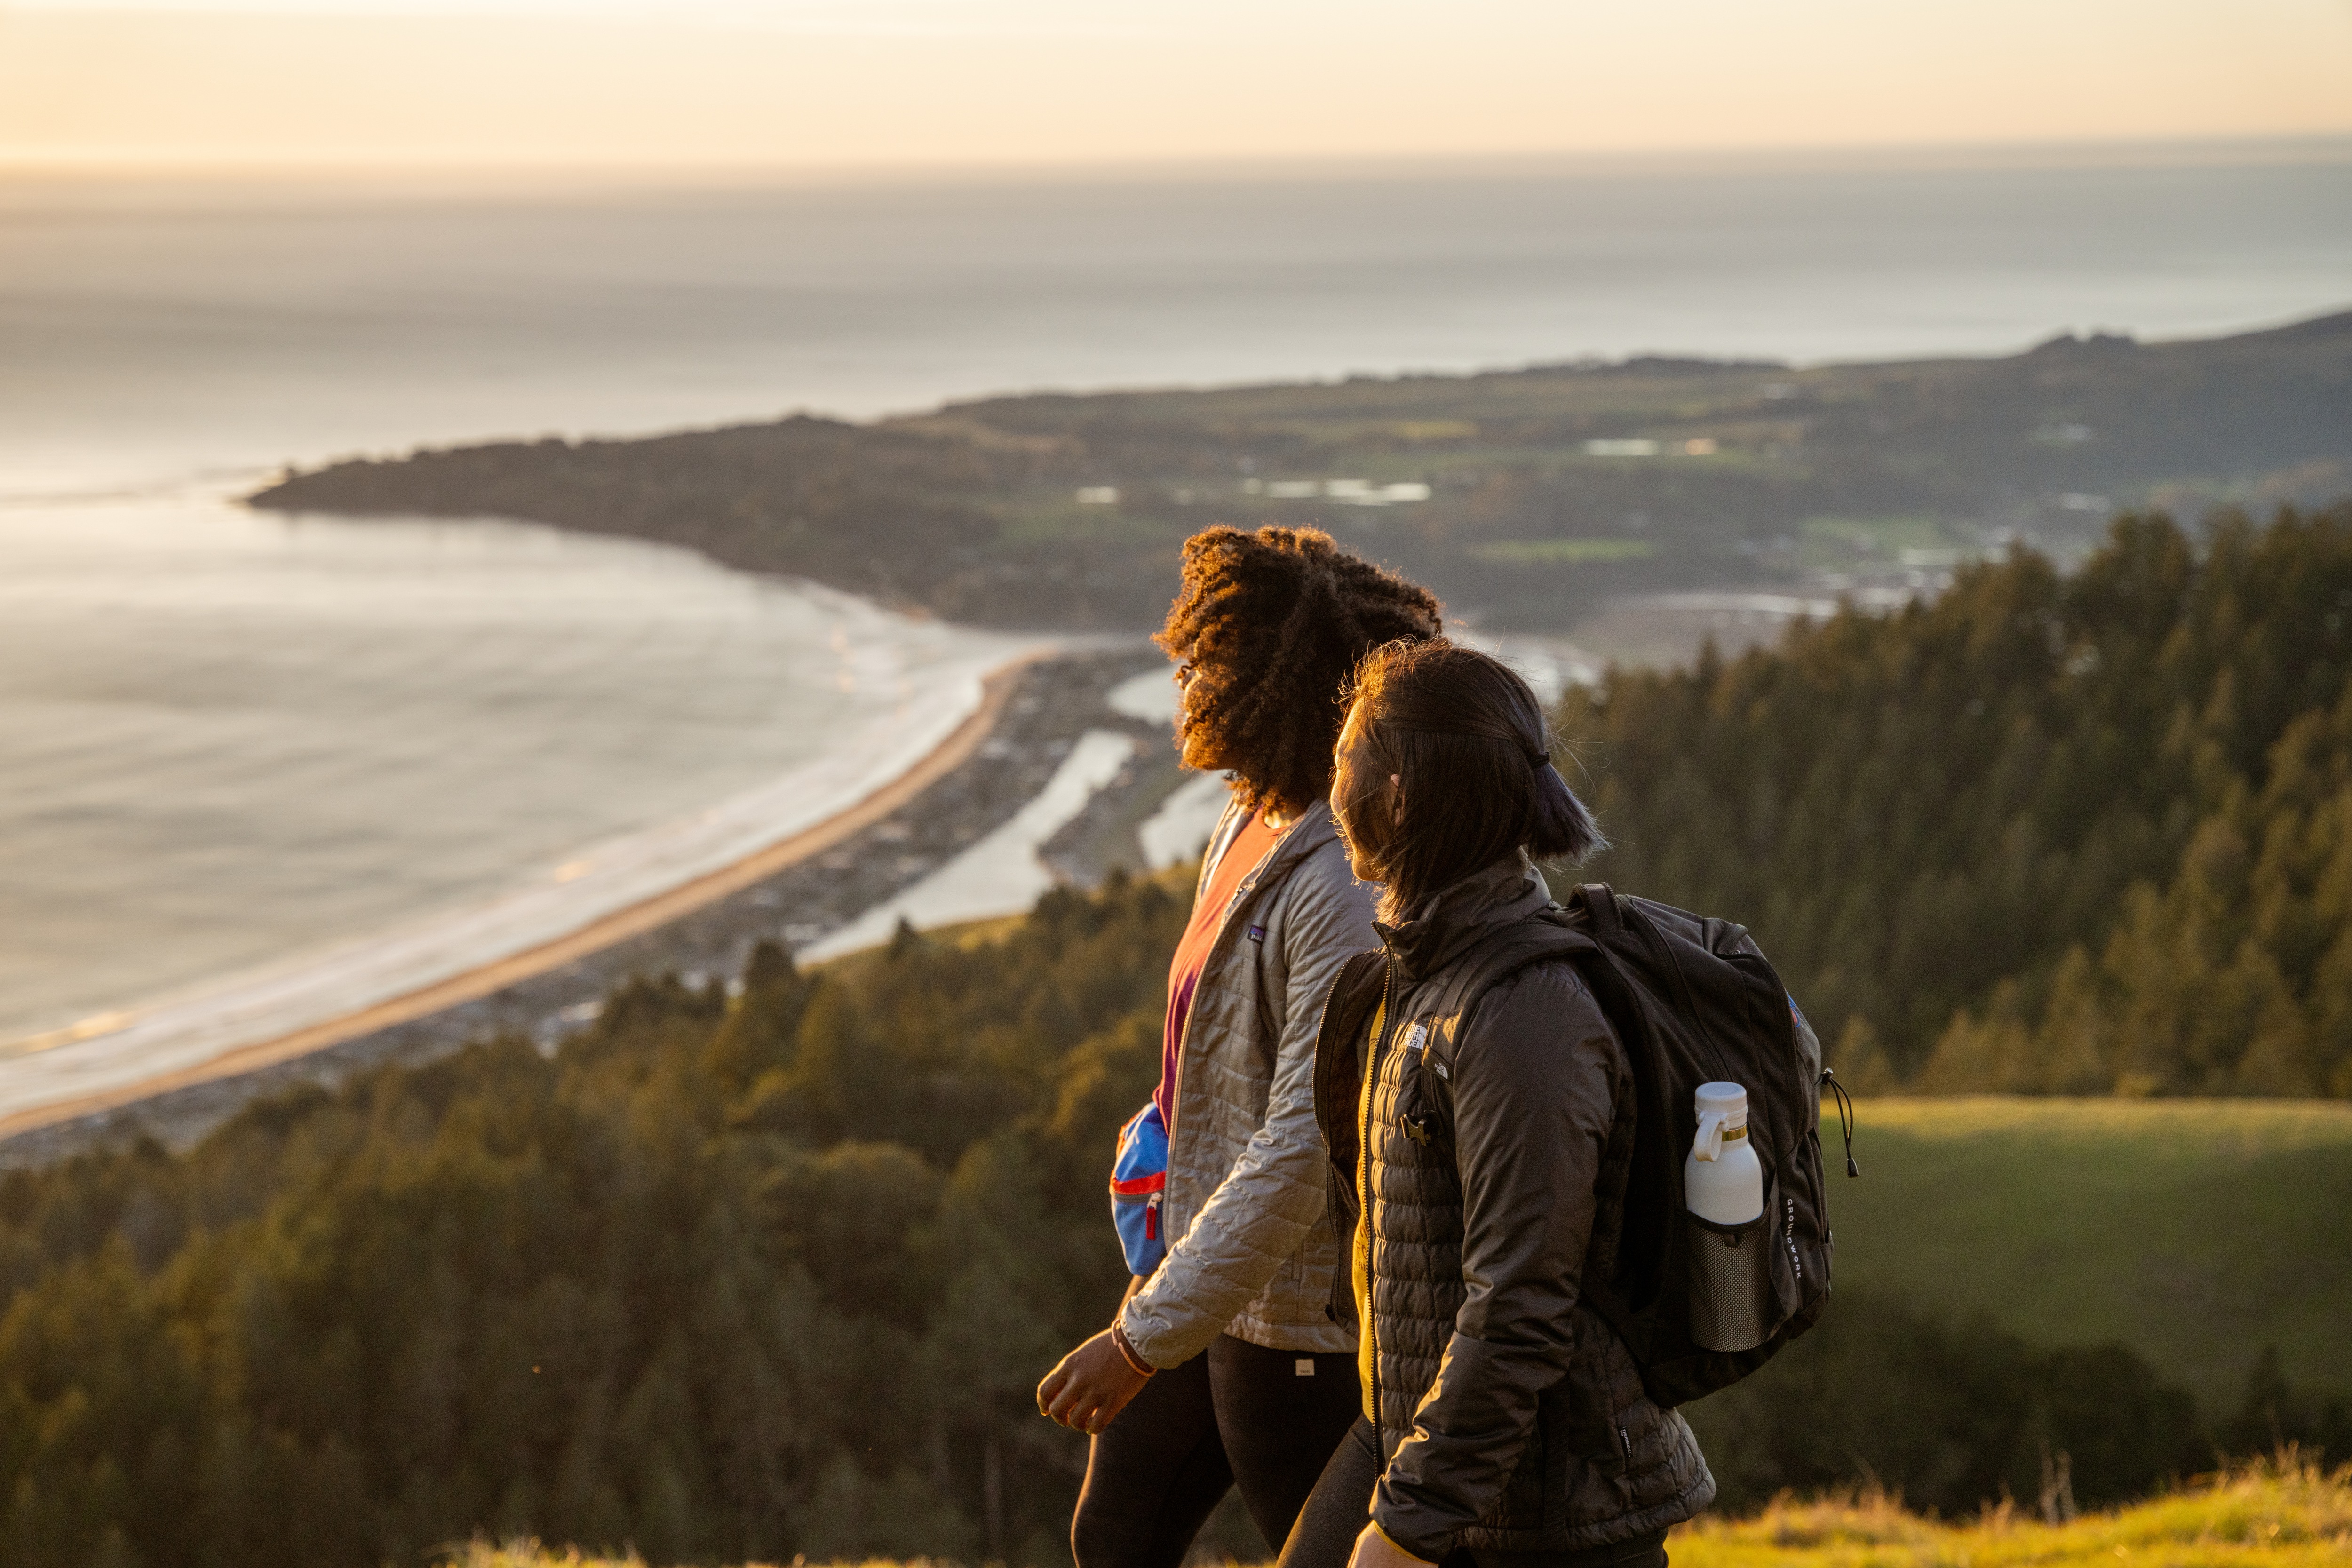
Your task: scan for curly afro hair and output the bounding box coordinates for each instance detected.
[1155,525,1445,817]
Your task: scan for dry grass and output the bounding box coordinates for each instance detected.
[437,1547,954,1568]
[1669,1452,2352,1568]
[443,1454,2352,1568]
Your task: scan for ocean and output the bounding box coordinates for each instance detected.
[3,144,2348,1085]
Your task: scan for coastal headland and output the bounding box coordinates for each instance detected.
[252,310,2352,647]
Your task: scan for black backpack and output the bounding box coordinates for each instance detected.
[1421,883,1858,1409]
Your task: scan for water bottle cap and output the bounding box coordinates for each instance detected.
[1693,1081,1748,1124]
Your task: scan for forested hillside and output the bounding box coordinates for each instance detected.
[1574,501,2352,1095]
[0,874,2342,1567]
[0,886,1187,1568]
[10,505,2352,1564]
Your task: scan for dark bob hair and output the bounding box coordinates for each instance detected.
[1345,640,1605,919]
[1157,525,1444,817]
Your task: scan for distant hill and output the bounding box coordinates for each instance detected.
[249,310,2352,632]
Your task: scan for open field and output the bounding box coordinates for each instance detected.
[1833,1098,2352,1407]
[443,1456,2352,1568]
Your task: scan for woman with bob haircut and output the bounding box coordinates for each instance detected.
[1282,641,1716,1568]
[1039,526,1444,1567]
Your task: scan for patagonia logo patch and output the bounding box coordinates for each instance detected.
[1247,924,1266,943]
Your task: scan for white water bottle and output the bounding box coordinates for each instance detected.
[1684,1081,1763,1225]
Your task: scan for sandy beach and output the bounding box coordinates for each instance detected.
[0,646,1185,1165]
[0,651,1029,1140]
[0,653,1049,1152]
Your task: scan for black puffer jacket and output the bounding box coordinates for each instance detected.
[1312,859,1716,1560]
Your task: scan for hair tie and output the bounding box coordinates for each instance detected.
[1528,750,1552,769]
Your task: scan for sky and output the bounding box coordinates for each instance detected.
[3,0,2350,169]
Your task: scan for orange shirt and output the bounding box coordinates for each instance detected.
[1156,808,1286,1130]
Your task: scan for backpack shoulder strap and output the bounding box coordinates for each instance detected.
[1422,914,1596,1075]
[1571,882,1624,934]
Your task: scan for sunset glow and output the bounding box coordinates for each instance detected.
[4,0,2349,169]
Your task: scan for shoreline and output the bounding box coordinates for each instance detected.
[0,480,1052,1093]
[0,653,1041,1148]
[0,646,1175,1167]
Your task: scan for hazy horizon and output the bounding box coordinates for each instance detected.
[11,130,2352,179]
[10,151,2349,490]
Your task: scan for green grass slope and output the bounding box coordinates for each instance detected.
[1829,1097,2352,1406]
[1673,1455,2352,1568]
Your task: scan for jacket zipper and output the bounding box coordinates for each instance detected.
[1359,959,1397,1449]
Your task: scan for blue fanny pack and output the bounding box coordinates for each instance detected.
[1110,1102,1169,1276]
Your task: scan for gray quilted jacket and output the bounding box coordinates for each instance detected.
[1118,793,1376,1366]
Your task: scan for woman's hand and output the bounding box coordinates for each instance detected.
[1345,1522,1436,1568]
[1035,1329,1151,1435]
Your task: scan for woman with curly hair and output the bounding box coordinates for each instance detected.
[1039,525,1445,1566]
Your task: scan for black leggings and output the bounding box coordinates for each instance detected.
[1278,1417,1670,1568]
[1072,1333,1360,1568]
